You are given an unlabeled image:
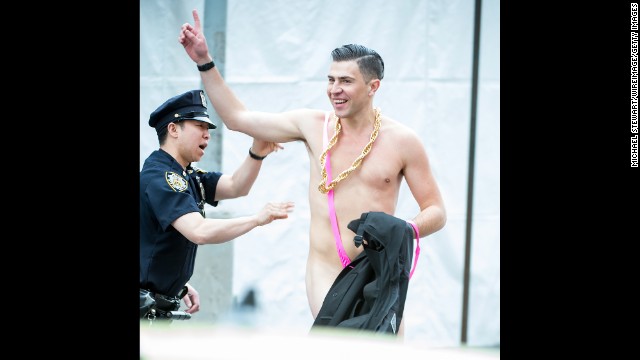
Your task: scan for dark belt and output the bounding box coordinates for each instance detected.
[151,292,181,312]
[140,286,191,321]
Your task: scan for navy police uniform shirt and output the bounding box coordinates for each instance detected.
[140,149,222,297]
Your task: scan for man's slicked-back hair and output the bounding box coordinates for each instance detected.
[331,44,385,82]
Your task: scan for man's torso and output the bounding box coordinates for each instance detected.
[302,111,409,318]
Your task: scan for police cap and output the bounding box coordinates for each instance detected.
[149,90,217,130]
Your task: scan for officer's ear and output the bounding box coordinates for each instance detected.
[167,122,181,137]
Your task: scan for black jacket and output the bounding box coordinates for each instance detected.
[311,212,415,335]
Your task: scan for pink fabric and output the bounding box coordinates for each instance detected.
[406,220,421,280]
[324,112,351,267]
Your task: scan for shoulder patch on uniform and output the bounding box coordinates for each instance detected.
[165,172,188,192]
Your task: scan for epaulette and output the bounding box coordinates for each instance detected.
[187,165,208,174]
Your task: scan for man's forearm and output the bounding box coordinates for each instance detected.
[198,57,251,134]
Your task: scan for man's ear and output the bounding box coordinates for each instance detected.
[369,79,381,96]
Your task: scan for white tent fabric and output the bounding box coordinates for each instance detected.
[140,0,499,348]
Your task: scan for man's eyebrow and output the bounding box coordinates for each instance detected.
[328,75,356,80]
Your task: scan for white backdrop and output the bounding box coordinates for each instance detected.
[140,0,499,348]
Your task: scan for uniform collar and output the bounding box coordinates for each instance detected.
[152,149,189,177]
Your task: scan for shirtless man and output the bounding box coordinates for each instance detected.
[178,9,446,335]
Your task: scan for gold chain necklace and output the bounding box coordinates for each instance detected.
[318,108,381,194]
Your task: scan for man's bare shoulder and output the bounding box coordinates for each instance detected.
[283,108,329,137]
[282,108,327,122]
[380,114,421,142]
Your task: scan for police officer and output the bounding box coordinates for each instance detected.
[140,89,294,322]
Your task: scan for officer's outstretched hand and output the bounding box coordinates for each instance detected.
[182,282,200,314]
[257,201,295,226]
[251,140,284,159]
